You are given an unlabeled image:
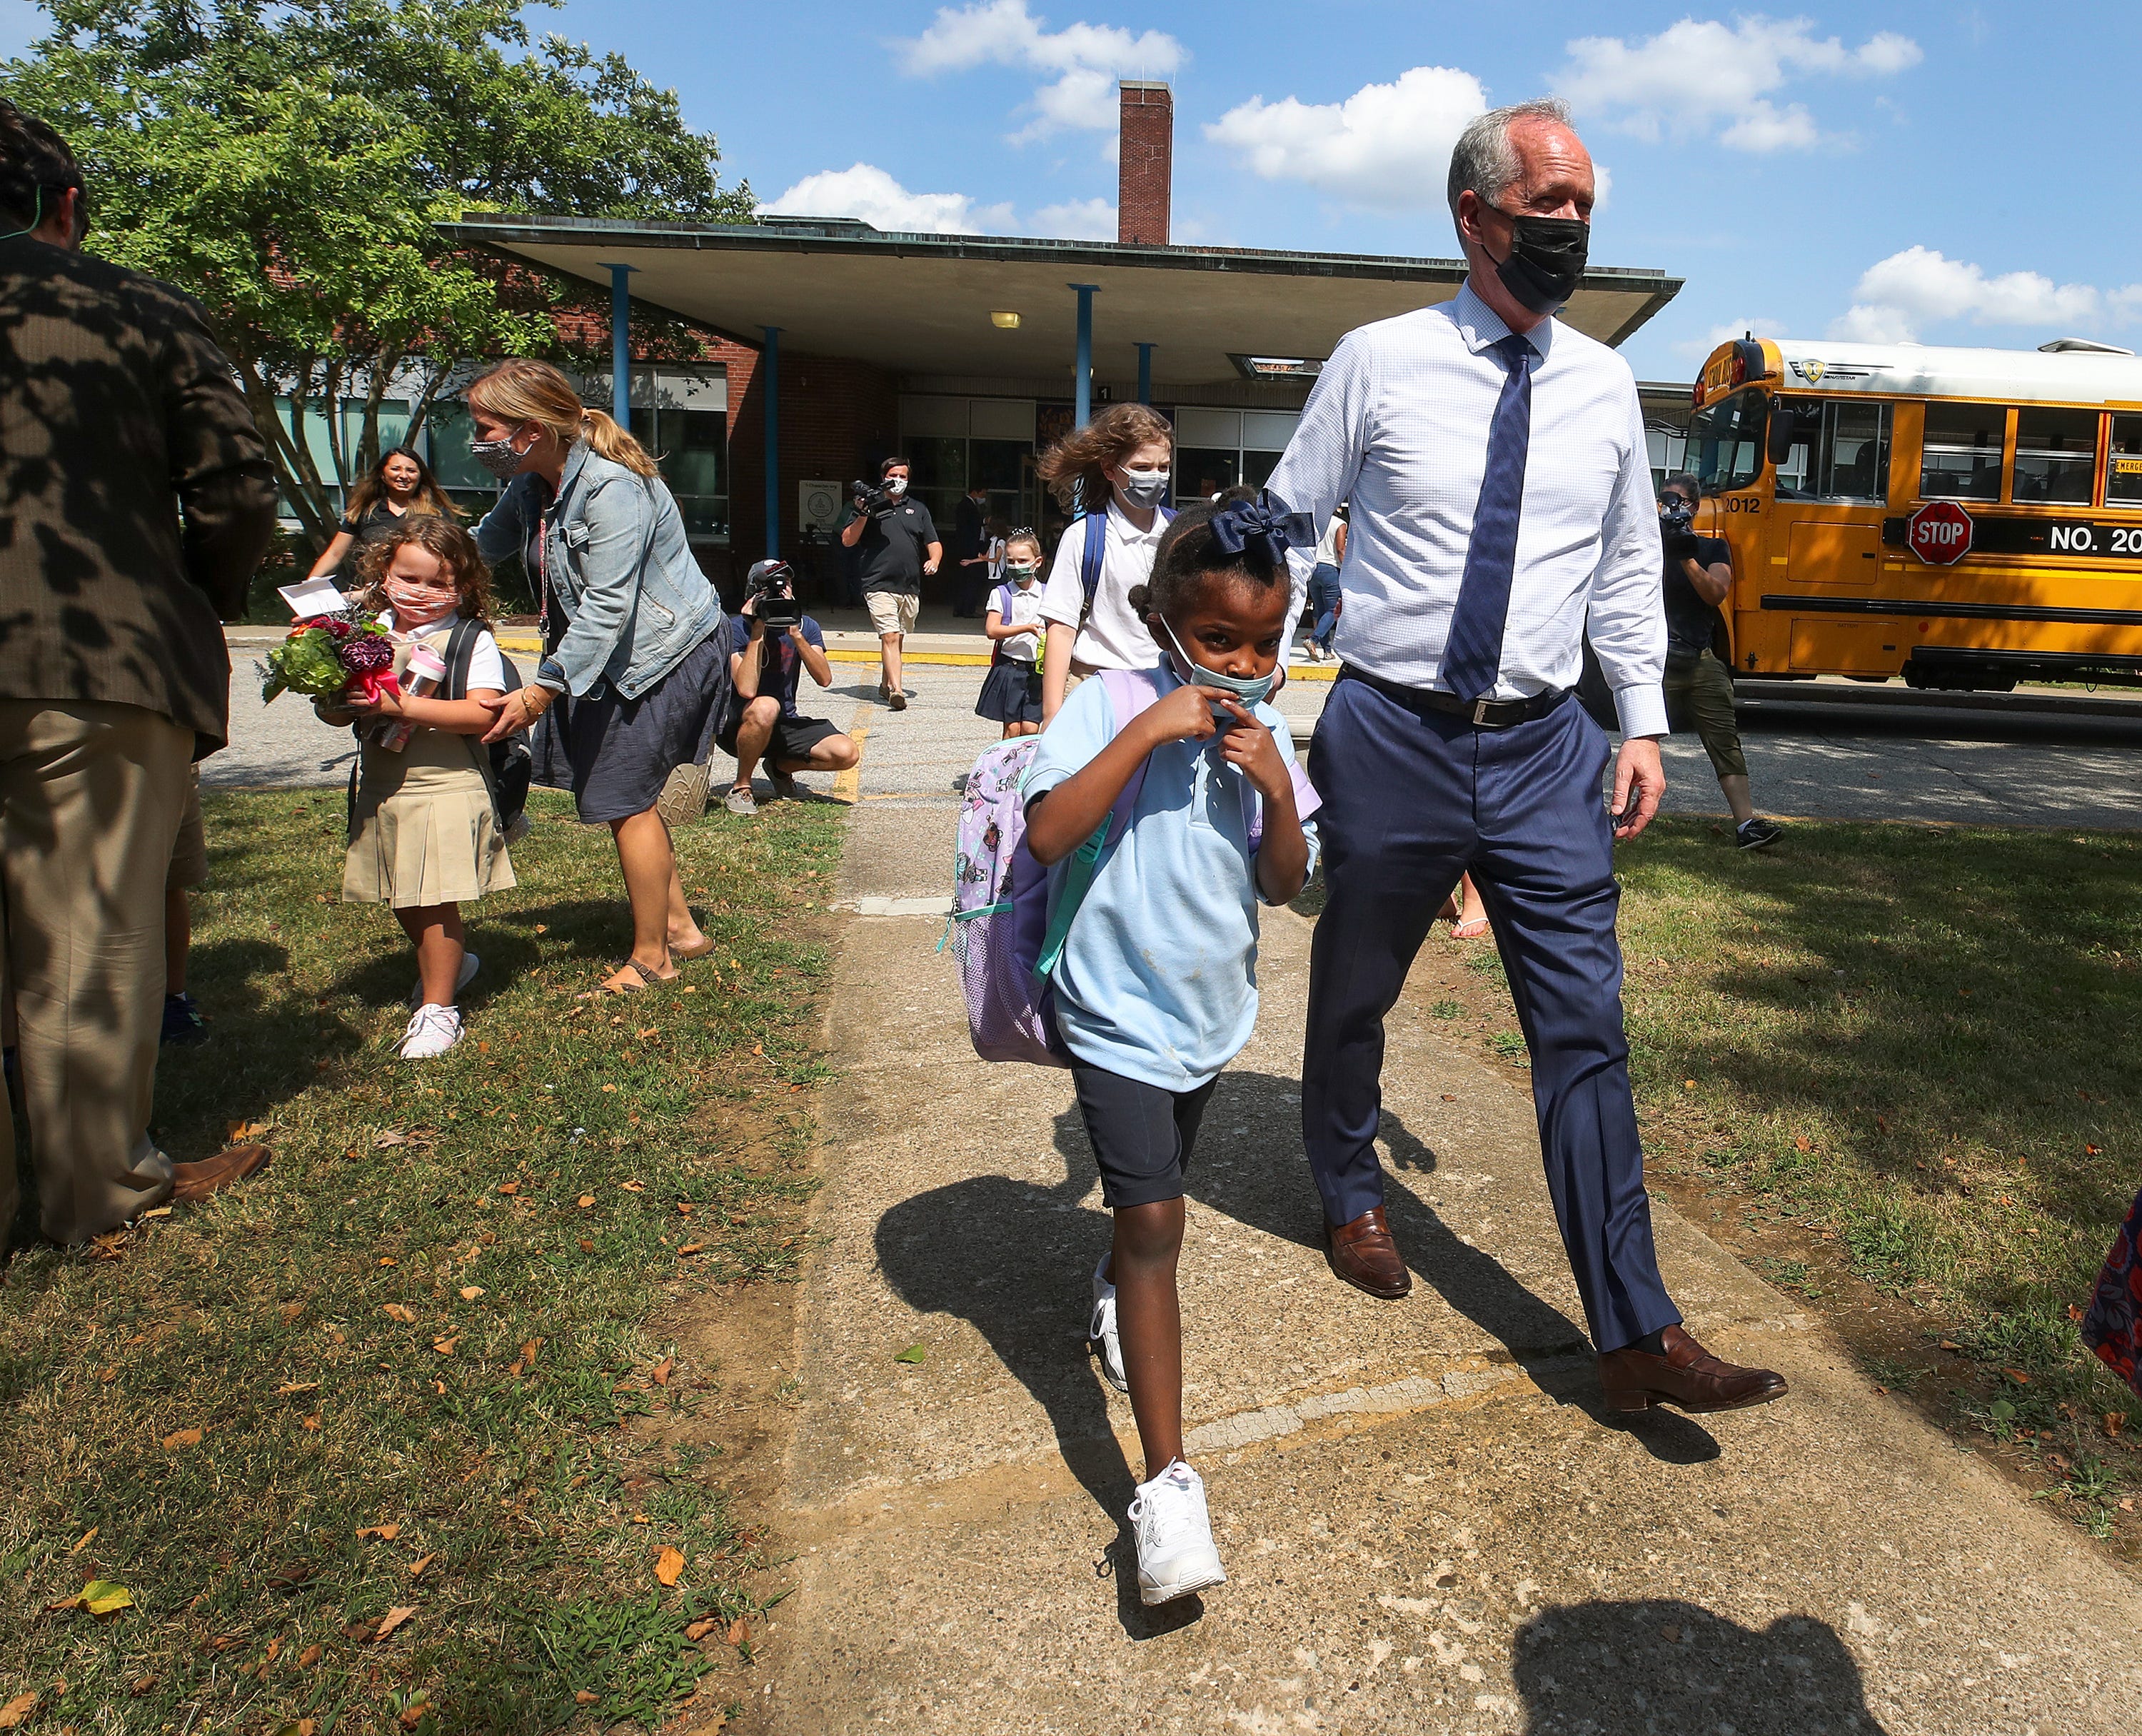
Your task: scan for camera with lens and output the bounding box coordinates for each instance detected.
[743,558,802,629]
[851,477,897,518]
[1659,501,1699,561]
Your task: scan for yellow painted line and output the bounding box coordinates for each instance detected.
[826,648,994,667]
[830,698,873,806]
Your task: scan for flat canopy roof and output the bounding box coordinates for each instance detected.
[441,215,1681,387]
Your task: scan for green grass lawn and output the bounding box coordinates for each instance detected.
[1606,818,2142,1529]
[0,788,845,1733]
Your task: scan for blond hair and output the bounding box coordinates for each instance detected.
[1037,402,1174,516]
[466,358,660,479]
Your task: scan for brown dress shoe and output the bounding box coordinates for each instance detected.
[1597,1324,1788,1415]
[169,1143,271,1206]
[1325,1206,1411,1299]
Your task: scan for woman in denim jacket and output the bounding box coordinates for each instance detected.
[470,359,731,993]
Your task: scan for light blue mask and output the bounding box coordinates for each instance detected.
[1161,618,1274,711]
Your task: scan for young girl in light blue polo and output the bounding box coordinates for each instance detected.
[1022,498,1319,1605]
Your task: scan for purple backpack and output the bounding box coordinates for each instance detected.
[945,668,1164,1066]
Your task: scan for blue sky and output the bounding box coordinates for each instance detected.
[9,1,2142,381]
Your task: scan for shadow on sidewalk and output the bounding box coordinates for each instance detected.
[1512,1599,1889,1732]
[873,1072,1721,1637]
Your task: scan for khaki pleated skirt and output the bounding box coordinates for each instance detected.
[343,728,516,908]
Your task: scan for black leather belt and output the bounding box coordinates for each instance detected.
[1337,664,1570,729]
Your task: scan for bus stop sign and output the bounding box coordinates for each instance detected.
[1906,500,1974,565]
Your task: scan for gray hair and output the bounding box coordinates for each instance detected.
[1446,98,1574,220]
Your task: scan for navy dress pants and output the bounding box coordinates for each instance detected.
[1302,674,1680,1355]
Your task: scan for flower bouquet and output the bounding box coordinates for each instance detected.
[259,611,401,707]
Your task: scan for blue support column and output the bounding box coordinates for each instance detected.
[600,263,635,425]
[1135,342,1155,406]
[1070,283,1099,428]
[761,326,782,558]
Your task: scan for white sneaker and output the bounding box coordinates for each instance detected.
[408,951,481,1008]
[1128,1461,1226,1606]
[1089,1250,1128,1393]
[396,1003,463,1060]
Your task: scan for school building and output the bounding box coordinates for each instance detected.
[423,84,1684,601]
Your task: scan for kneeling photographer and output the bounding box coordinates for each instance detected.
[718,559,859,816]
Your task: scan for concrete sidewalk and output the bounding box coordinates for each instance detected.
[745,726,2142,1735]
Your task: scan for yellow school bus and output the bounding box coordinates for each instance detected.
[1686,336,2142,689]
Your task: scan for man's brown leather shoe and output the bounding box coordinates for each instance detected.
[169,1143,271,1206]
[1325,1206,1410,1299]
[1597,1324,1787,1415]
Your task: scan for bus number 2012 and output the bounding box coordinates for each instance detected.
[2054,523,2142,555]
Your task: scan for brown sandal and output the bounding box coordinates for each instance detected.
[594,960,672,995]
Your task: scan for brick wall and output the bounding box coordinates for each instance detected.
[1117,83,1173,247]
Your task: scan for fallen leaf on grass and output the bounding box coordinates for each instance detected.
[280,1302,307,1323]
[378,1258,398,1268]
[357,1523,402,1540]
[650,1358,673,1387]
[277,1382,319,1396]
[2004,1368,2031,1385]
[0,1693,36,1727]
[47,1579,134,1617]
[396,1700,431,1730]
[408,1553,436,1579]
[69,1527,96,1554]
[129,1674,156,1696]
[684,1617,717,1641]
[382,1304,416,1323]
[141,1205,173,1220]
[497,1181,519,1195]
[620,1180,645,1193]
[578,1238,595,1253]
[678,1243,703,1256]
[728,1617,750,1647]
[227,1118,273,1142]
[1793,1137,1811,1153]
[373,1130,408,1149]
[575,1690,599,1706]
[600,1083,618,1093]
[677,1202,695,1215]
[460,1285,485,1301]
[273,1722,317,1736]
[521,1338,543,1366]
[654,1546,685,1587]
[432,1337,460,1355]
[372,1605,416,1642]
[1939,1340,1962,1352]
[300,1413,321,1431]
[2108,1413,2129,1438]
[577,1195,595,1208]
[162,1428,202,1450]
[298,1644,323,1667]
[894,1345,927,1365]
[2069,1303,2087,1323]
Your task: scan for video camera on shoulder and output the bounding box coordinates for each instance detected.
[851,477,898,518]
[743,558,803,629]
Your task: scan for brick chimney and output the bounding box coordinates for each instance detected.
[1117,81,1172,246]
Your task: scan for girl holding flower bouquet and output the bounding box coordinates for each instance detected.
[326,517,516,1059]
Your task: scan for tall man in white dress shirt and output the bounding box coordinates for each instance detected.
[1265,100,1786,1415]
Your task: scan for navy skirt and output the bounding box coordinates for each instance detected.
[529,625,732,824]
[976,658,1044,725]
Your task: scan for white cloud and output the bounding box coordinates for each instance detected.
[763,166,1115,241]
[1205,66,1488,213]
[1674,316,1787,360]
[1553,16,1921,151]
[760,165,1012,235]
[1030,196,1117,241]
[1829,245,2142,342]
[898,1,1182,139]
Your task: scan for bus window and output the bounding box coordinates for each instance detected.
[1772,399,1890,503]
[1686,390,1766,493]
[2011,407,2097,504]
[2108,415,2142,506]
[1919,403,2005,501]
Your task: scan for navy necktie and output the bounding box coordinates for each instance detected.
[1441,333,1537,703]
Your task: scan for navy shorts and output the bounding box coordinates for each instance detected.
[1070,1060,1220,1210]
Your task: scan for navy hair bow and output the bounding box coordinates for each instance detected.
[1209,491,1316,569]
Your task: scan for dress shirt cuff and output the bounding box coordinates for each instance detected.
[1613,683,1668,738]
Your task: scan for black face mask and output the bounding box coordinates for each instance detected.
[1486,208,1590,315]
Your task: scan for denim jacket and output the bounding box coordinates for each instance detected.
[473,442,723,701]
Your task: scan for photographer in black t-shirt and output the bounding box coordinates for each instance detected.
[838,456,940,711]
[1657,472,1780,850]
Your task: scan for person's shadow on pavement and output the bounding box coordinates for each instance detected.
[1512,1599,1891,1733]
[873,1070,1721,1635]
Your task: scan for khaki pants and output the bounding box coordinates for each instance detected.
[1661,649,1749,781]
[0,700,193,1244]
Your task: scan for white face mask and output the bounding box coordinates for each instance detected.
[885,476,909,498]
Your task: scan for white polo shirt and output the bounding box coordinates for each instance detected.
[1037,497,1167,671]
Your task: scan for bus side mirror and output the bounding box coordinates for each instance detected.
[1767,411,1795,465]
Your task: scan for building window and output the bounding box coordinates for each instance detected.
[2108,415,2142,506]
[627,366,729,543]
[273,395,413,520]
[1919,403,2005,501]
[1772,399,1890,503]
[2011,406,2097,505]
[1172,408,1302,505]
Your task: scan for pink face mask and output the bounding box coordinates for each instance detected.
[384,579,456,630]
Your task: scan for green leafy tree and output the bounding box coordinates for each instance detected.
[4,0,752,551]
